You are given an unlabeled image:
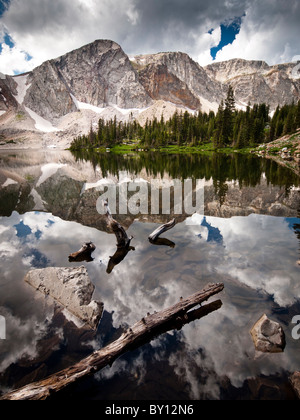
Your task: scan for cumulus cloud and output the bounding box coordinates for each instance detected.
[214,0,300,65]
[0,42,39,74]
[0,0,299,74]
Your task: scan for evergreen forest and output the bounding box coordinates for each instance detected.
[70,86,300,151]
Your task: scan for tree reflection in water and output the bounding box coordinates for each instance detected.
[72,150,299,207]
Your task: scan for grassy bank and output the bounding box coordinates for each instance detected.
[86,141,258,155]
[69,128,300,172]
[71,131,299,175]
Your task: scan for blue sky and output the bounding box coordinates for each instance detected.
[0,0,9,16]
[210,16,243,60]
[0,0,299,75]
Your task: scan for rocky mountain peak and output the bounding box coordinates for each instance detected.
[132,51,225,112]
[205,58,270,83]
[205,58,300,110]
[21,39,152,124]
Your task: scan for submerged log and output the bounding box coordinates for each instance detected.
[1,283,224,400]
[148,218,176,242]
[149,237,176,248]
[106,243,135,274]
[104,200,133,248]
[104,200,135,273]
[68,242,96,262]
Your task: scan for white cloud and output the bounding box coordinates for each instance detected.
[214,0,300,65]
[0,0,299,74]
[193,27,222,66]
[0,0,140,74]
[0,43,39,74]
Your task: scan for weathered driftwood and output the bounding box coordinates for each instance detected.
[149,237,176,248]
[104,200,133,248]
[106,243,135,274]
[148,218,176,242]
[104,200,135,273]
[1,283,224,400]
[68,242,96,262]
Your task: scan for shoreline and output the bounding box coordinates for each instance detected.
[1,133,299,176]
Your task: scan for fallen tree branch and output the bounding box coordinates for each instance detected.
[148,218,176,242]
[104,200,133,248]
[1,283,224,400]
[103,200,135,273]
[68,242,96,262]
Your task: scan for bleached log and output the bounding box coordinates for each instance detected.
[148,219,176,242]
[103,200,135,273]
[104,200,133,247]
[1,283,224,400]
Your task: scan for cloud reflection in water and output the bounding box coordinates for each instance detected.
[0,210,300,398]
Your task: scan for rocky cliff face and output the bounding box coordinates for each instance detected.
[23,40,152,123]
[133,52,225,112]
[138,63,200,110]
[25,60,78,122]
[0,75,19,112]
[0,39,299,147]
[205,59,300,110]
[53,40,151,110]
[135,53,300,112]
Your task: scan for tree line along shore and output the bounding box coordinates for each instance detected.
[70,86,300,152]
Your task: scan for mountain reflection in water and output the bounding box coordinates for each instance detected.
[0,149,299,400]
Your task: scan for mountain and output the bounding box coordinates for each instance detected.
[205,59,300,111]
[132,51,225,111]
[0,39,299,148]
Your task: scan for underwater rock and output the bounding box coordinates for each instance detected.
[290,372,300,399]
[250,314,286,353]
[25,266,103,330]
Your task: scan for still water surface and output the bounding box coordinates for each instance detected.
[0,149,299,400]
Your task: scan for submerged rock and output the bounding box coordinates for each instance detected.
[24,266,103,330]
[250,314,286,353]
[290,372,300,399]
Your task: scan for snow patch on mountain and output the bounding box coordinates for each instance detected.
[13,74,31,105]
[25,106,60,133]
[70,93,106,114]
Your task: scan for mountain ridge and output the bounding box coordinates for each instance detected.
[0,39,299,148]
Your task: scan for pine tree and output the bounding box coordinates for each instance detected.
[222,85,236,145]
[283,106,294,135]
[213,100,224,148]
[295,100,300,130]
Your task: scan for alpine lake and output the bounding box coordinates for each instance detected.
[0,147,299,400]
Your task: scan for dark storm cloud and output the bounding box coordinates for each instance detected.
[1,0,83,34]
[1,0,248,54]
[122,0,248,54]
[0,0,299,74]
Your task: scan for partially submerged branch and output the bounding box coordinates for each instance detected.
[106,243,136,274]
[148,218,176,242]
[104,200,133,248]
[68,242,96,262]
[103,200,135,273]
[1,283,224,400]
